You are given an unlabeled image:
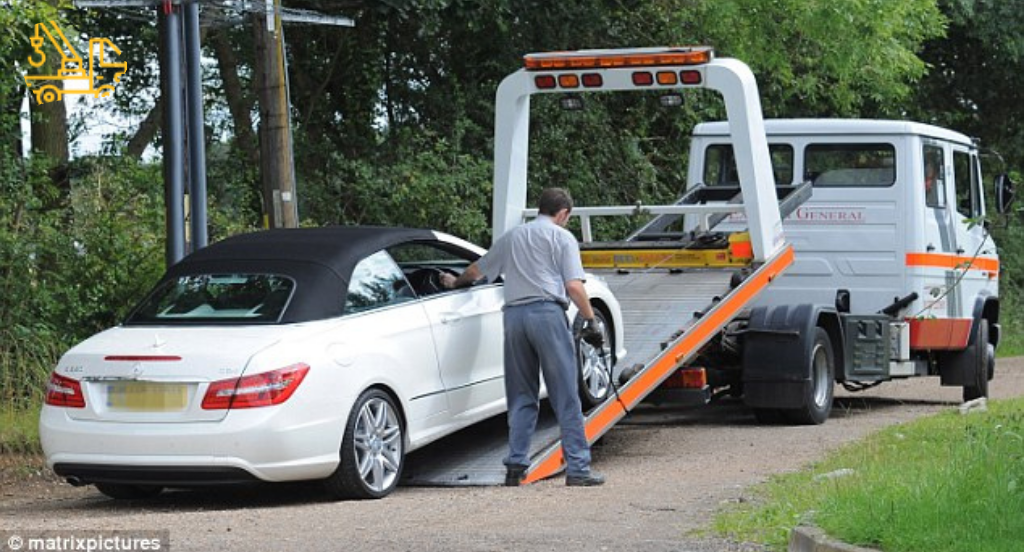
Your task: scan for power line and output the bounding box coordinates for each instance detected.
[74,0,354,27]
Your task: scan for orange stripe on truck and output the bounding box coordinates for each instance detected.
[522,244,795,484]
[905,252,999,274]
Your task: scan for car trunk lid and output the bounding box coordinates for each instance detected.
[56,326,290,422]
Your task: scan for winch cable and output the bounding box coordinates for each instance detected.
[909,226,992,319]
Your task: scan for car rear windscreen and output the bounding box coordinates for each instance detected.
[126,274,295,324]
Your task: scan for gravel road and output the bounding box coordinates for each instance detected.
[3,358,1023,552]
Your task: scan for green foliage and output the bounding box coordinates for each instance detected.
[299,128,493,243]
[0,330,63,454]
[714,398,1024,552]
[0,153,165,342]
[913,1,1024,171]
[696,0,945,117]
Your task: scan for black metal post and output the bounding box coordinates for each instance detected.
[159,3,185,266]
[184,0,208,250]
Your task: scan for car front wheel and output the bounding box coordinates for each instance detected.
[325,389,405,499]
[575,309,614,409]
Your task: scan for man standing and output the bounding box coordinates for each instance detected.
[441,188,605,487]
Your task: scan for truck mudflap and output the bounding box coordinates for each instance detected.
[520,244,794,484]
[741,303,840,410]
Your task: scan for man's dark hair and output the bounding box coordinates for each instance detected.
[537,187,574,216]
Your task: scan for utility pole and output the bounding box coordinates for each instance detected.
[253,0,296,229]
[250,0,352,228]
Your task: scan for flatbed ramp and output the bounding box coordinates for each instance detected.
[402,245,794,486]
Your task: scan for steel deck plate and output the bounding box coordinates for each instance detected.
[594,268,736,378]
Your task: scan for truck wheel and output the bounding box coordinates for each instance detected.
[784,327,835,425]
[575,309,613,409]
[963,321,990,402]
[324,389,404,499]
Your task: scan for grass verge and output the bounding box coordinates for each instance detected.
[713,397,1024,552]
[0,406,41,455]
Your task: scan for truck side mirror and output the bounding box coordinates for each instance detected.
[995,173,1016,214]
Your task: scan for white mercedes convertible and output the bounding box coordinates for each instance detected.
[40,226,624,499]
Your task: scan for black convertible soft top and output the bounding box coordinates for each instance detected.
[133,226,436,324]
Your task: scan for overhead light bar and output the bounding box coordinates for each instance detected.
[524,47,713,71]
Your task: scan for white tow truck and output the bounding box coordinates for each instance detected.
[403,46,809,486]
[647,119,1014,422]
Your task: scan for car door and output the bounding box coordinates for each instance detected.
[389,241,506,426]
[336,250,448,439]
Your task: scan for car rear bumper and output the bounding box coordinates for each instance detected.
[40,405,345,483]
[53,463,259,486]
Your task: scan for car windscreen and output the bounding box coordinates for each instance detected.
[126,274,295,325]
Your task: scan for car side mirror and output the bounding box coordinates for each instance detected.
[995,173,1016,214]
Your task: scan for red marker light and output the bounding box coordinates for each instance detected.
[535,75,556,89]
[632,72,654,86]
[680,70,702,85]
[581,73,603,87]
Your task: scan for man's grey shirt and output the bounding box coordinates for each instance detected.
[475,215,586,307]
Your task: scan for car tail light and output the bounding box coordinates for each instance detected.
[201,363,310,410]
[45,372,86,408]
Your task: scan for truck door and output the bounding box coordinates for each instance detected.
[921,144,958,319]
[950,148,997,317]
[919,143,960,318]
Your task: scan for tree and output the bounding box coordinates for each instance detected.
[912,0,1024,170]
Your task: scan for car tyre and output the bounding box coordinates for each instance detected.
[325,389,405,500]
[94,483,163,500]
[575,308,614,409]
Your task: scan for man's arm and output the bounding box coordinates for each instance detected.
[440,263,482,289]
[567,279,605,347]
[565,279,596,320]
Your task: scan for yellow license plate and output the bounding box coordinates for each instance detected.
[106,382,188,412]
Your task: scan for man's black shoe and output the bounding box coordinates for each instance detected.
[566,471,605,487]
[505,464,529,487]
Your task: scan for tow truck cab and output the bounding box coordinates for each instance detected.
[685,119,1014,407]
